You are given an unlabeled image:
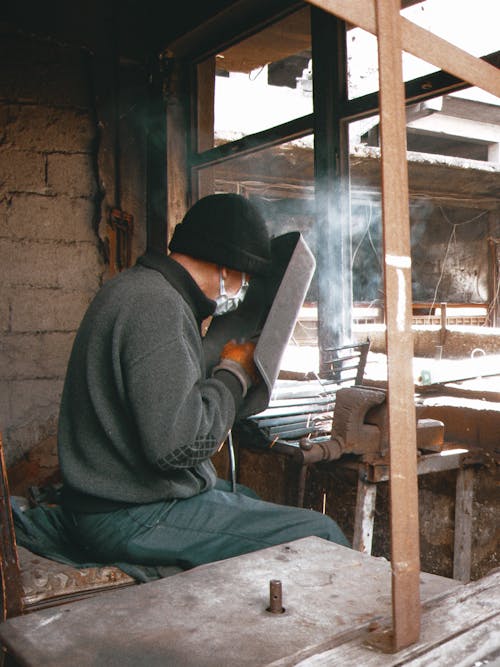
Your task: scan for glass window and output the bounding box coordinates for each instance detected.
[198,7,312,148]
[347,0,500,101]
[349,90,496,332]
[401,0,500,87]
[196,135,316,295]
[402,0,499,58]
[347,27,379,100]
[348,118,383,312]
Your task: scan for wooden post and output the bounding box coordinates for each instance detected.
[146,53,168,254]
[440,302,447,346]
[352,473,377,554]
[195,57,216,199]
[375,0,421,650]
[165,54,191,243]
[453,467,474,583]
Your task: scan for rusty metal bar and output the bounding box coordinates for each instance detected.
[375,0,421,650]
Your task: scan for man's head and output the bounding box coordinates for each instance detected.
[168,193,271,278]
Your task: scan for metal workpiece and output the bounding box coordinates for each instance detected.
[266,579,285,614]
[294,436,343,464]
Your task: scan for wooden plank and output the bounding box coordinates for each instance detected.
[415,449,467,476]
[337,448,470,483]
[306,0,500,98]
[453,467,474,583]
[289,569,500,666]
[18,547,136,612]
[375,0,421,651]
[0,537,460,667]
[367,449,467,482]
[403,617,500,667]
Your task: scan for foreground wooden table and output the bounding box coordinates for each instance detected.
[1,536,495,667]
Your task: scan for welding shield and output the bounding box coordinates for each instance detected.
[203,231,315,419]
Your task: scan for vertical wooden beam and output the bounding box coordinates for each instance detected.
[453,467,474,583]
[165,55,191,241]
[375,0,421,651]
[195,57,216,200]
[439,302,447,346]
[146,53,168,254]
[352,473,377,554]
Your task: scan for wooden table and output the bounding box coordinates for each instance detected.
[0,536,471,667]
[343,447,480,582]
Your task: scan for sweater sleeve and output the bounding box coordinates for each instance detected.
[119,292,239,471]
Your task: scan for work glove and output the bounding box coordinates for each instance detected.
[212,340,261,397]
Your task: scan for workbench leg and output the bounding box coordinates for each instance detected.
[296,464,309,508]
[352,476,377,554]
[453,467,474,583]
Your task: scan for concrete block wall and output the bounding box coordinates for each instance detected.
[0,26,105,466]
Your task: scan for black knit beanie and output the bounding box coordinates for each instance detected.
[168,194,272,277]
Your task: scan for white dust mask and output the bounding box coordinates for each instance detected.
[213,271,249,316]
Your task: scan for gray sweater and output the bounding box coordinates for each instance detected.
[58,254,241,511]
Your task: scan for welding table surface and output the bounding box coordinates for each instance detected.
[0,536,461,667]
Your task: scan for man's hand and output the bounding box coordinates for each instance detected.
[212,340,261,397]
[220,340,260,384]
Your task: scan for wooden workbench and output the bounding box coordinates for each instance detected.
[2,536,496,667]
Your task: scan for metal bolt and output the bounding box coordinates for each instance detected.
[266,579,285,614]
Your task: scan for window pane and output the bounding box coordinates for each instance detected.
[348,118,383,311]
[349,96,497,331]
[197,135,316,283]
[401,0,500,84]
[347,0,500,100]
[402,0,499,57]
[347,27,379,99]
[198,8,312,148]
[197,136,318,367]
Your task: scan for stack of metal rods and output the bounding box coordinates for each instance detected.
[249,378,339,440]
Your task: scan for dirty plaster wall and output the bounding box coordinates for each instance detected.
[0,24,148,471]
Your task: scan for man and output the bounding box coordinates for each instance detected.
[58,193,349,569]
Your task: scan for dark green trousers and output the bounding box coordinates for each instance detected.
[65,479,350,569]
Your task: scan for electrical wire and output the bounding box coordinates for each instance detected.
[425,206,488,323]
[227,430,237,493]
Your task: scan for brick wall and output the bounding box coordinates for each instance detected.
[0,25,147,466]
